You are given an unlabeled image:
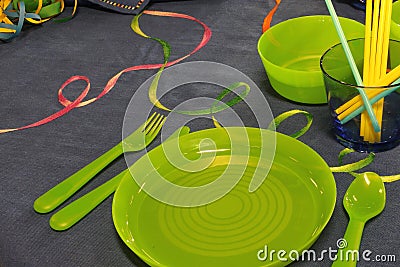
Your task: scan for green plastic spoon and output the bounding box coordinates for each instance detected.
[332,172,386,267]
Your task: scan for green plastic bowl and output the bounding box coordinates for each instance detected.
[257,15,364,104]
[391,1,400,41]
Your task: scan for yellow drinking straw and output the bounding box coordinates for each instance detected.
[335,0,395,143]
[364,0,382,142]
[375,0,392,142]
[360,0,375,140]
[324,0,380,133]
[363,0,392,142]
[363,0,373,86]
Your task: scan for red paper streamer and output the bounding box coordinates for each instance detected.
[1,10,212,134]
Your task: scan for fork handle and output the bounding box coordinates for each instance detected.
[33,143,123,214]
[49,169,128,231]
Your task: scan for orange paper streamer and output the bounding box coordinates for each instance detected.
[262,0,281,32]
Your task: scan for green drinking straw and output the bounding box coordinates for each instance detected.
[324,0,381,132]
[341,77,400,124]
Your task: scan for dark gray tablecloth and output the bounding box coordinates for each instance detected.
[1,0,399,266]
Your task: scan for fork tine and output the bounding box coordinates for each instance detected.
[144,113,162,134]
[149,116,167,135]
[147,115,166,137]
[142,112,159,132]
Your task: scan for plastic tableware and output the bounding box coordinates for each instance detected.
[324,0,380,133]
[320,38,400,152]
[339,77,400,124]
[33,112,166,214]
[332,172,385,267]
[48,126,190,231]
[112,127,336,267]
[257,15,364,104]
[391,1,400,41]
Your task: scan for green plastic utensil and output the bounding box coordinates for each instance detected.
[33,112,166,214]
[332,172,386,267]
[49,126,190,231]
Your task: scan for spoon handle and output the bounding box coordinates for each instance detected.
[332,219,365,267]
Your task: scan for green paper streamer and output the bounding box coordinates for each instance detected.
[131,13,250,116]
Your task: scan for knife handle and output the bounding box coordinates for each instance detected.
[47,126,192,230]
[49,169,128,231]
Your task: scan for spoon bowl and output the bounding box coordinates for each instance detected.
[332,172,385,267]
[343,172,386,221]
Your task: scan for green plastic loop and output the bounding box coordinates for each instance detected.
[268,110,380,176]
[330,148,375,173]
[330,148,400,182]
[268,109,313,139]
[131,14,250,117]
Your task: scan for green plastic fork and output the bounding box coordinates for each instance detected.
[33,112,166,214]
[49,126,190,231]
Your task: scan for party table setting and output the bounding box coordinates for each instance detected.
[1,0,400,266]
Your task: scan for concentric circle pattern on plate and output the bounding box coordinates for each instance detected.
[158,163,293,257]
[112,128,336,267]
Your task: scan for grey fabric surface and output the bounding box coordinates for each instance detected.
[1,0,399,266]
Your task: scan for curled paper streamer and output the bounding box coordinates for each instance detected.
[262,0,281,33]
[1,10,212,134]
[0,0,41,41]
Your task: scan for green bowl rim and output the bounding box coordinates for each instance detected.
[257,15,365,75]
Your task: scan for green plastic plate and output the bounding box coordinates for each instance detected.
[112,127,336,267]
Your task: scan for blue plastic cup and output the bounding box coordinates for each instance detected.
[320,38,400,152]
